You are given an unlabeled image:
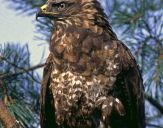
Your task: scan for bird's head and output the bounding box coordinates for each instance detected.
[36,0,75,20]
[36,0,106,25]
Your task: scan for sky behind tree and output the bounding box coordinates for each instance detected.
[0,1,49,70]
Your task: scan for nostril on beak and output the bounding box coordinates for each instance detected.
[42,8,46,11]
[41,4,48,12]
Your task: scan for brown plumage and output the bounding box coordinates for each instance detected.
[36,0,145,128]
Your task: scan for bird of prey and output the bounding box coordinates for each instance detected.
[36,0,145,128]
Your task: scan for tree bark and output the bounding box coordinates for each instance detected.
[0,101,17,128]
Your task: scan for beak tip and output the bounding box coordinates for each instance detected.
[36,12,39,21]
[36,9,42,21]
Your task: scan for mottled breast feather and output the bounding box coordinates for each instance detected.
[48,24,132,127]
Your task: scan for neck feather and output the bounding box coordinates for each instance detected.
[53,1,117,40]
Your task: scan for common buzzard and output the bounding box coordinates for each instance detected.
[36,0,145,127]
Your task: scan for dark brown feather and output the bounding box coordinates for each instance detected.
[40,53,58,128]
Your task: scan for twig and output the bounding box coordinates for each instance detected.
[0,56,43,84]
[1,56,21,70]
[27,73,41,84]
[0,63,45,79]
[146,123,163,128]
[145,93,163,114]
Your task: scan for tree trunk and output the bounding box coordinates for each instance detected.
[0,101,21,128]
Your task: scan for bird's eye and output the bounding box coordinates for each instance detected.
[58,3,66,11]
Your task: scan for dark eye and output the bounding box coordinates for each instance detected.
[58,3,66,11]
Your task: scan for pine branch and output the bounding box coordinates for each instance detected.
[145,93,163,114]
[0,55,43,83]
[0,56,21,69]
[146,123,163,128]
[0,63,45,79]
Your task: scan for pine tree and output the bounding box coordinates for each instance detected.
[0,43,43,128]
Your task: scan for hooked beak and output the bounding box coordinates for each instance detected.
[36,4,60,20]
[36,4,49,20]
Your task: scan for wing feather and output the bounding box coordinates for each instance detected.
[40,53,57,128]
[117,42,145,128]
